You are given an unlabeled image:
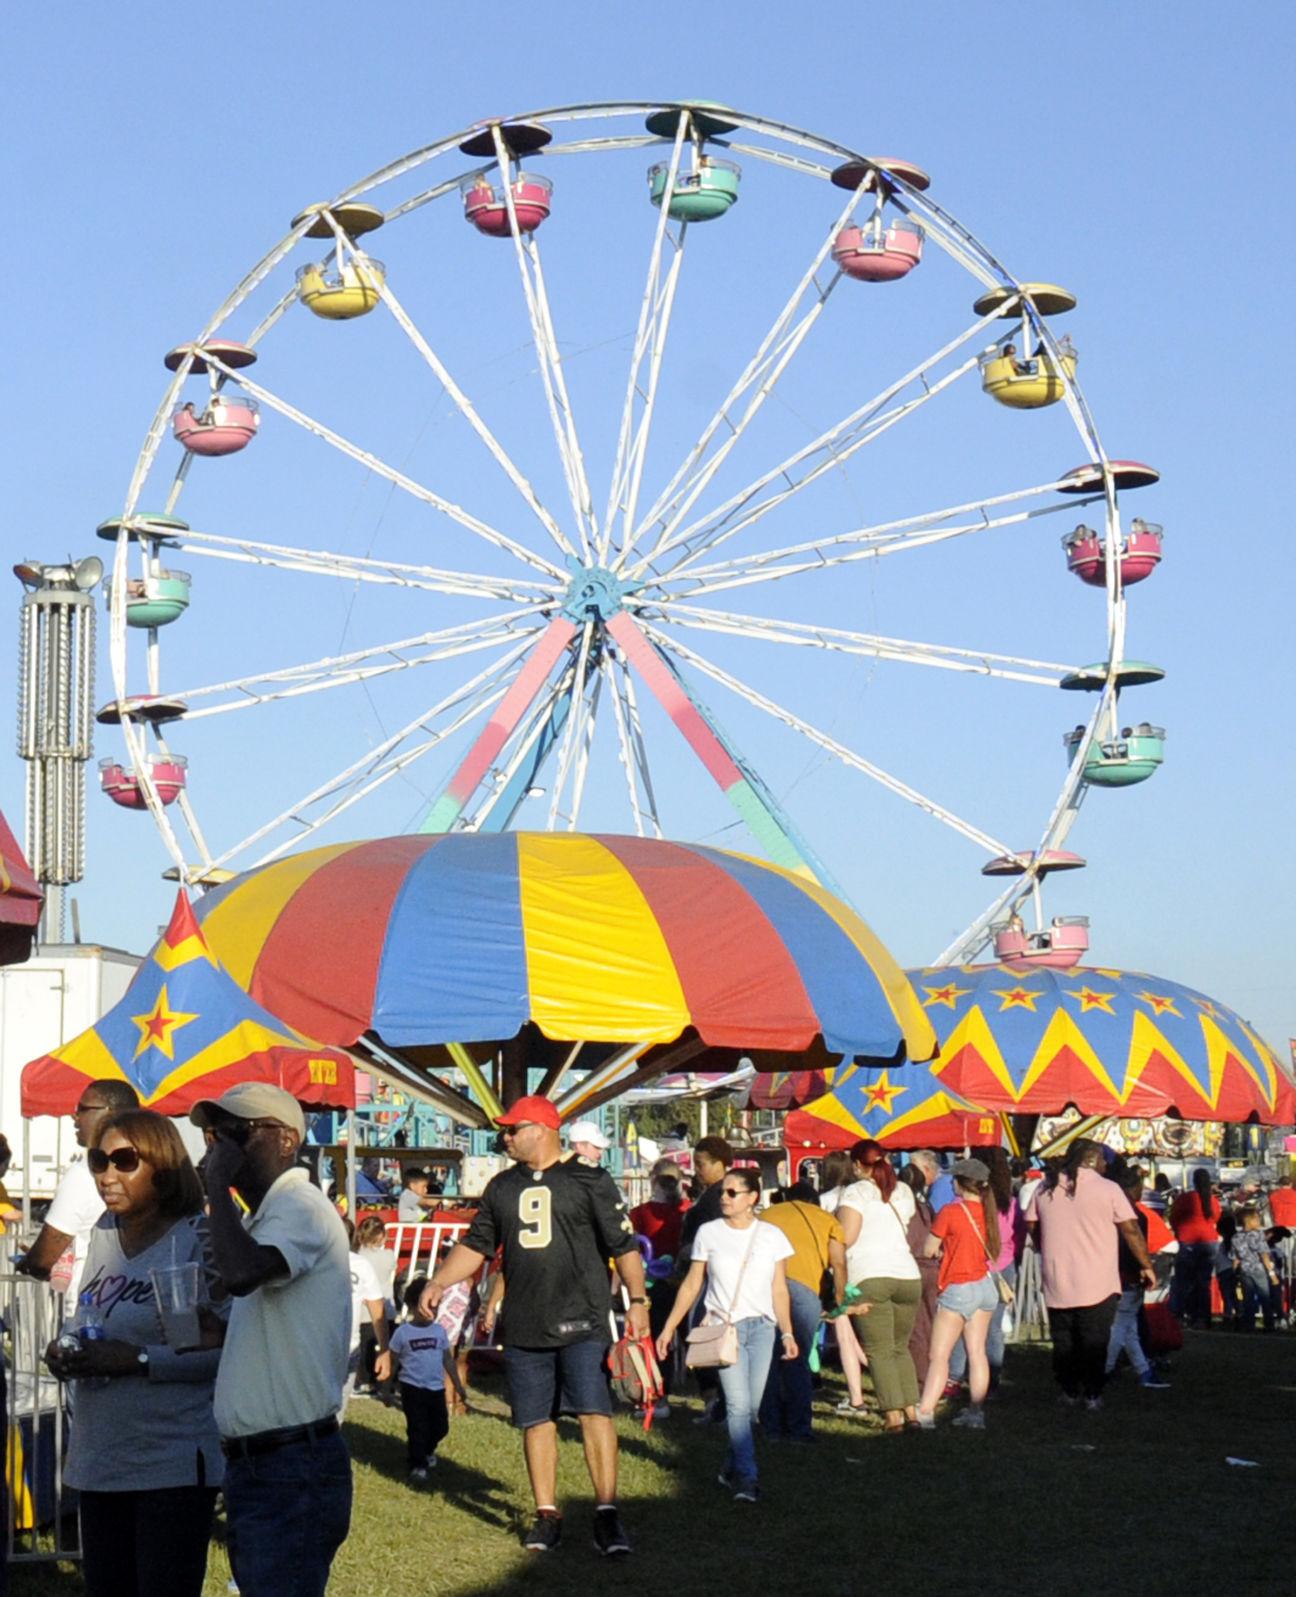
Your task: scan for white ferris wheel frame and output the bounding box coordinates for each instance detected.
[106,100,1139,967]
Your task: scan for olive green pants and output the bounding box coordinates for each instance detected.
[853,1276,922,1412]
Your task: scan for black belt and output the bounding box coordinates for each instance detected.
[221,1415,339,1460]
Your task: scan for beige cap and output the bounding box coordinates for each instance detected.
[189,1082,306,1140]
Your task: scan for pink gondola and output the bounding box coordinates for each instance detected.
[831,221,923,282]
[1064,520,1163,587]
[992,915,1090,972]
[99,755,188,810]
[171,397,260,457]
[462,174,553,237]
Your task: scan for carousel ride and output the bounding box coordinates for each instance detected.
[49,101,1211,1132]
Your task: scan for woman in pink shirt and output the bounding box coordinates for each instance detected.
[1029,1140,1155,1410]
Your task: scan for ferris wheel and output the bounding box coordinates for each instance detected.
[102,100,1166,967]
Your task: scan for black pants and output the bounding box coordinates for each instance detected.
[80,1484,218,1597]
[1048,1295,1119,1399]
[400,1383,449,1468]
[359,1318,395,1397]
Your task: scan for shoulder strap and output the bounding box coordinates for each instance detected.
[720,1224,762,1325]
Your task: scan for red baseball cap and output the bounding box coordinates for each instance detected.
[494,1094,561,1130]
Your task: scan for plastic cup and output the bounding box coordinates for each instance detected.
[150,1262,203,1350]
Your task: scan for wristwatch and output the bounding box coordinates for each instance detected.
[137,1349,150,1374]
[629,1296,648,1305]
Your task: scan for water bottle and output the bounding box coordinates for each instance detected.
[75,1291,110,1388]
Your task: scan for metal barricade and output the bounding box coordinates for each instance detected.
[384,1220,470,1302]
[2,1271,79,1567]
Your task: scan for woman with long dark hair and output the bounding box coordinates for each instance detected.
[948,1146,1019,1395]
[45,1110,225,1597]
[836,1140,920,1433]
[1168,1167,1220,1327]
[914,1159,1001,1429]
[1029,1138,1154,1408]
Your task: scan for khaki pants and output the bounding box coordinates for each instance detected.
[853,1276,922,1411]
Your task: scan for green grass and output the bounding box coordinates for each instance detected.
[15,1330,1295,1596]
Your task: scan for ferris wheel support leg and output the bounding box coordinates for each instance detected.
[473,690,572,834]
[418,617,576,834]
[605,612,841,893]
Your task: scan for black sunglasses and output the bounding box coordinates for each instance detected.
[88,1146,142,1175]
[720,1185,752,1197]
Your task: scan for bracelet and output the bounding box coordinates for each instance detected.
[629,1296,648,1305]
[781,1330,795,1340]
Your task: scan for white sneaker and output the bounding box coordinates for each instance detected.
[409,1466,429,1483]
[652,1399,671,1421]
[1084,1396,1103,1412]
[424,1453,439,1468]
[914,1410,936,1431]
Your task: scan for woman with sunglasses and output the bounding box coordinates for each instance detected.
[45,1109,226,1597]
[655,1167,797,1504]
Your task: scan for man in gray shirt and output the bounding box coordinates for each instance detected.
[193,1083,352,1597]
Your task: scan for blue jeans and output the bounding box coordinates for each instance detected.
[1171,1242,1217,1323]
[758,1279,820,1439]
[1105,1284,1149,1376]
[949,1262,1016,1381]
[224,1431,352,1597]
[717,1318,775,1484]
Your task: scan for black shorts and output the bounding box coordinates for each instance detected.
[503,1339,612,1429]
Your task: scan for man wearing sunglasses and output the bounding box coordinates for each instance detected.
[16,1079,139,1304]
[419,1095,647,1558]
[190,1083,352,1597]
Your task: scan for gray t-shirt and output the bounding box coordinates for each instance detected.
[62,1212,227,1493]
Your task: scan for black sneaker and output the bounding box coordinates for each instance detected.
[523,1511,563,1552]
[733,1479,760,1503]
[592,1506,631,1556]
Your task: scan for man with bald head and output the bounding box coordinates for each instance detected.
[193,1083,352,1597]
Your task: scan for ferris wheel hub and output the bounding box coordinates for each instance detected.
[560,561,638,624]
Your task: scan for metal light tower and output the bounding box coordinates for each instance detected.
[15,556,103,941]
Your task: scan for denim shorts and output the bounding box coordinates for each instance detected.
[503,1339,612,1429]
[938,1276,999,1318]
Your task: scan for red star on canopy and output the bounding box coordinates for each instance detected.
[1065,985,1117,1015]
[862,1071,907,1115]
[993,985,1042,1012]
[922,982,970,1010]
[131,986,199,1062]
[1136,990,1182,1019]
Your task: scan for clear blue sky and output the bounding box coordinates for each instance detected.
[4,4,1293,1055]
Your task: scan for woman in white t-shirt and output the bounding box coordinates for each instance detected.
[656,1167,797,1502]
[836,1140,922,1433]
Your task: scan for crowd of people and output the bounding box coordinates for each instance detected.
[11,1085,1294,1594]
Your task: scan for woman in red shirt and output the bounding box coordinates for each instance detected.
[913,1158,1001,1430]
[1168,1167,1220,1327]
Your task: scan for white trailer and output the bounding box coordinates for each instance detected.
[0,944,141,1201]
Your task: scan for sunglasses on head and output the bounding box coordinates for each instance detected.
[88,1146,142,1175]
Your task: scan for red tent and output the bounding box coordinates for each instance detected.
[0,808,41,966]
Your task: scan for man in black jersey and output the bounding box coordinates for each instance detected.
[421,1095,648,1556]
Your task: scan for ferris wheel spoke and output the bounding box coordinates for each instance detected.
[640,621,1012,858]
[546,621,596,829]
[489,128,597,558]
[619,177,875,571]
[600,117,691,563]
[654,605,1075,685]
[171,610,546,720]
[636,308,1004,584]
[199,351,564,579]
[603,655,651,838]
[664,483,1093,600]
[564,660,604,830]
[215,639,538,873]
[175,528,552,604]
[462,658,578,833]
[313,214,579,564]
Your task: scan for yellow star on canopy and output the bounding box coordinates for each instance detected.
[131,985,199,1061]
[1192,997,1219,1018]
[1065,985,1116,1015]
[1136,990,1182,1019]
[922,982,971,1010]
[992,985,1042,1012]
[861,1071,907,1115]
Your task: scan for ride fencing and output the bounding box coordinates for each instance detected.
[2,1272,78,1568]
